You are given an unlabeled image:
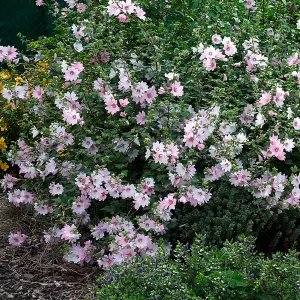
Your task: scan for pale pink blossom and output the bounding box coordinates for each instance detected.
[49,182,64,195]
[9,232,27,246]
[135,6,146,20]
[257,92,272,107]
[119,98,129,107]
[203,58,217,71]
[32,86,44,100]
[104,95,120,115]
[136,111,146,125]
[134,234,149,249]
[212,34,222,44]
[60,224,81,242]
[118,14,128,22]
[170,81,184,97]
[82,137,94,149]
[107,2,121,16]
[293,117,300,130]
[133,193,150,209]
[76,3,87,13]
[64,66,80,81]
[35,0,45,6]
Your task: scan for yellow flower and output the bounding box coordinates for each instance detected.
[37,61,48,69]
[15,77,24,85]
[0,118,7,131]
[0,70,11,80]
[42,77,47,87]
[36,61,49,74]
[0,137,7,149]
[0,160,9,171]
[58,149,66,156]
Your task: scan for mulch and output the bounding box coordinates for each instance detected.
[0,193,99,300]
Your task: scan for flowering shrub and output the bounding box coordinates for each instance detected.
[96,236,300,299]
[1,0,300,267]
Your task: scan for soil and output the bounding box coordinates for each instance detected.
[0,193,98,300]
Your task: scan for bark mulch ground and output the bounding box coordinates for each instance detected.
[0,193,99,300]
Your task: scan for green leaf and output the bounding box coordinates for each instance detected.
[223,271,248,288]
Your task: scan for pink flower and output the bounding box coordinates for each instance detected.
[65,0,76,8]
[293,117,300,130]
[45,159,58,175]
[63,108,81,125]
[223,41,237,56]
[107,2,121,16]
[167,143,179,161]
[144,86,157,103]
[100,50,110,63]
[104,95,120,115]
[200,46,217,60]
[0,46,8,62]
[72,197,91,215]
[135,6,146,20]
[64,244,91,263]
[134,234,149,249]
[72,62,84,72]
[34,204,53,215]
[119,98,129,107]
[245,0,255,9]
[121,184,136,199]
[287,53,298,67]
[64,66,80,81]
[183,132,198,148]
[15,85,28,99]
[32,86,44,100]
[268,111,276,116]
[60,224,81,242]
[82,137,94,149]
[203,58,217,71]
[170,81,184,97]
[35,0,45,6]
[269,136,285,161]
[6,46,18,61]
[49,182,64,195]
[98,254,114,269]
[229,170,251,187]
[133,193,150,209]
[158,87,166,94]
[77,3,87,13]
[273,87,286,107]
[257,92,272,107]
[121,0,135,14]
[9,232,27,246]
[3,88,13,101]
[212,34,222,44]
[136,111,146,125]
[118,14,128,22]
[159,194,177,210]
[283,139,294,152]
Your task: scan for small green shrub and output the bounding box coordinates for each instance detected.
[174,181,300,253]
[96,236,300,299]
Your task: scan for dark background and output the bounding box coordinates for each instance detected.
[0,0,65,49]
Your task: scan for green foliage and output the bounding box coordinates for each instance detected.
[96,236,300,299]
[174,180,300,252]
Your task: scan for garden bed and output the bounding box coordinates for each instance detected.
[0,194,97,300]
